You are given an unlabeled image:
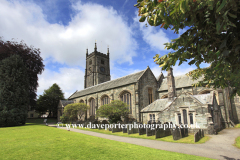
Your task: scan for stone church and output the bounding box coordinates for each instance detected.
[58,43,240,132]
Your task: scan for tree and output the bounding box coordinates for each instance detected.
[0,55,29,126]
[135,0,240,97]
[96,100,129,123]
[61,103,89,123]
[0,38,44,107]
[36,83,65,117]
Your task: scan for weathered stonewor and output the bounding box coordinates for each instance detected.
[172,126,181,140]
[169,122,173,135]
[198,129,202,138]
[194,132,200,142]
[184,128,188,137]
[100,120,108,130]
[155,127,165,139]
[127,123,133,134]
[117,121,123,132]
[138,123,146,135]
[146,121,152,136]
[207,124,214,135]
[180,127,185,138]
[132,122,139,134]
[112,123,119,133]
[165,122,171,136]
[151,122,156,135]
[92,120,100,129]
[122,127,127,133]
[201,129,204,137]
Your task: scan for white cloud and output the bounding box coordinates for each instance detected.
[0,0,138,67]
[151,64,196,78]
[37,68,84,98]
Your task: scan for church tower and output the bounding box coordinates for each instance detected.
[84,43,111,88]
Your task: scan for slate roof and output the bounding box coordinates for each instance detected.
[60,100,74,107]
[141,98,175,112]
[190,93,213,105]
[68,68,147,99]
[158,75,204,91]
[141,93,213,113]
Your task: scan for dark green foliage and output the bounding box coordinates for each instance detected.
[135,0,240,97]
[61,103,89,123]
[0,38,44,107]
[96,100,129,124]
[36,83,65,117]
[0,54,29,126]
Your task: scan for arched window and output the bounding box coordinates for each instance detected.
[89,98,95,116]
[183,109,188,124]
[120,91,132,114]
[79,100,84,103]
[189,113,193,125]
[148,88,153,104]
[178,113,181,124]
[101,95,109,105]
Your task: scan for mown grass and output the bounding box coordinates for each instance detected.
[234,136,240,149]
[235,123,240,128]
[76,127,210,144]
[0,123,212,160]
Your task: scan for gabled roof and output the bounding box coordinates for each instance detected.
[189,94,213,105]
[141,98,175,113]
[141,92,213,113]
[60,100,74,107]
[68,68,148,99]
[158,75,204,91]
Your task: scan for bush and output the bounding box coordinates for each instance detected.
[96,100,129,124]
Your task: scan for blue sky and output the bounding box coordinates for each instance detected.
[0,0,207,98]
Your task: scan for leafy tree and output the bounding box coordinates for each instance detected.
[36,83,64,117]
[135,0,240,97]
[61,103,89,123]
[0,38,44,106]
[0,55,29,126]
[96,100,129,123]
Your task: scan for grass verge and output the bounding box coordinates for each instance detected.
[235,124,240,128]
[0,124,212,160]
[76,127,210,144]
[234,136,240,149]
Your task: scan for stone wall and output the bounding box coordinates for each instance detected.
[138,68,158,121]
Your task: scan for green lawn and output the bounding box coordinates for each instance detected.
[76,127,210,144]
[235,136,240,149]
[0,123,212,160]
[235,123,240,128]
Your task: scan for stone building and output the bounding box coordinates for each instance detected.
[58,43,240,131]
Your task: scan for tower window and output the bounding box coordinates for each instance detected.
[89,60,92,65]
[101,60,104,64]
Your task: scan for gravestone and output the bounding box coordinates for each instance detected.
[202,129,204,137]
[127,123,133,134]
[184,128,188,137]
[172,126,181,140]
[146,121,152,136]
[138,123,146,135]
[151,122,156,135]
[198,129,202,138]
[100,120,108,130]
[165,122,171,136]
[194,132,200,142]
[92,120,99,129]
[180,127,185,138]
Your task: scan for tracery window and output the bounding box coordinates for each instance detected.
[101,96,109,105]
[89,98,95,116]
[120,92,132,114]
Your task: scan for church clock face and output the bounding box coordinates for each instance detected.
[100,67,105,73]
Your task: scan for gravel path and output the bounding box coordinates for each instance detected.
[50,125,240,160]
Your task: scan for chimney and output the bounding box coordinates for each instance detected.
[167,67,176,101]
